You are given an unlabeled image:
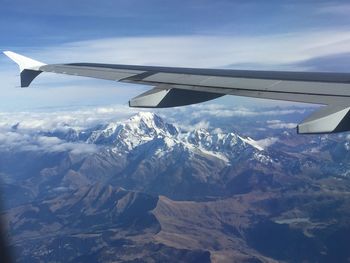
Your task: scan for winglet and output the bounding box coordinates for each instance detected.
[3,51,46,87]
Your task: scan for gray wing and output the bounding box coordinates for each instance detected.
[4,51,350,134]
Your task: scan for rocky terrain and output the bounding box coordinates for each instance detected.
[1,111,350,262]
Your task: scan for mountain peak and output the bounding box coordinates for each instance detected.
[125,112,178,136]
[87,112,178,150]
[130,111,158,121]
[127,112,162,128]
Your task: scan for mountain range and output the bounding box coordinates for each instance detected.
[1,112,350,262]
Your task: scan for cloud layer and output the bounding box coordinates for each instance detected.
[0,105,138,154]
[0,131,98,154]
[8,30,350,69]
[0,103,313,154]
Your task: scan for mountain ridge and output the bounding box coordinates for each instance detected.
[2,111,350,262]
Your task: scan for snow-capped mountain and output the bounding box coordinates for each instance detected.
[87,112,178,151]
[80,112,271,164]
[0,112,286,200]
[3,111,343,201]
[3,112,350,263]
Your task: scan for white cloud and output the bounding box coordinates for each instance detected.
[0,131,98,154]
[0,105,144,155]
[4,29,350,71]
[24,31,350,68]
[0,103,312,154]
[267,120,297,129]
[174,104,309,119]
[0,104,308,136]
[0,105,140,132]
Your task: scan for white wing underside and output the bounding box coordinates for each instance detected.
[4,51,350,134]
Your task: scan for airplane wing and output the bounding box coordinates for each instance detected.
[4,51,350,134]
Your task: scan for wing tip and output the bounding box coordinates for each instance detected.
[4,51,45,87]
[3,51,46,72]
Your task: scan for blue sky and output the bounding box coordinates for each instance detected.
[1,0,350,46]
[1,0,350,111]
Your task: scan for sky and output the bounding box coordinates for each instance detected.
[1,0,350,111]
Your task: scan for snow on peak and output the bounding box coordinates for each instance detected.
[128,112,157,124]
[84,112,273,164]
[87,112,178,151]
[185,129,242,151]
[238,136,264,151]
[124,112,178,137]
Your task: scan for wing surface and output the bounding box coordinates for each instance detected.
[5,51,350,134]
